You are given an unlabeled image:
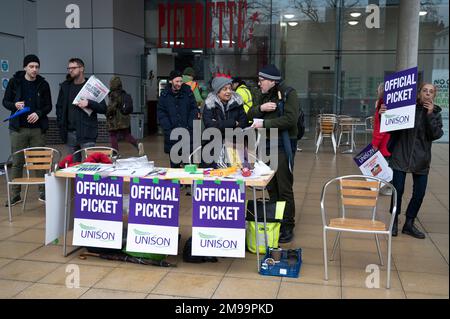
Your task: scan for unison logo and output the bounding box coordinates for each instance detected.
[198,232,238,250]
[133,229,171,247]
[79,223,115,242]
[384,114,410,126]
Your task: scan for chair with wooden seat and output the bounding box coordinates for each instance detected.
[315,114,337,154]
[4,147,61,222]
[320,175,397,288]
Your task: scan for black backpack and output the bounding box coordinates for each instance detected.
[282,87,305,140]
[120,92,133,115]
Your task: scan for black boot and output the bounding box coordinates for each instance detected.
[402,218,425,239]
[279,226,294,244]
[392,215,398,237]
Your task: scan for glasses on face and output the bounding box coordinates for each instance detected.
[258,78,267,84]
[421,88,435,94]
[67,66,80,71]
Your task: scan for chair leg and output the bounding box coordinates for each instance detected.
[22,185,29,211]
[331,134,337,154]
[387,234,392,289]
[315,134,323,154]
[337,131,342,147]
[323,228,328,281]
[330,232,340,261]
[375,234,384,266]
[7,184,12,223]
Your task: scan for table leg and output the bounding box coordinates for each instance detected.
[261,188,268,249]
[341,126,355,154]
[63,177,69,257]
[252,187,260,272]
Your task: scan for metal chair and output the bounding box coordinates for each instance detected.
[4,147,61,222]
[320,175,397,288]
[70,146,119,165]
[365,116,374,144]
[315,115,337,154]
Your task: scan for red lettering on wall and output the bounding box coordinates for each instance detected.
[184,3,193,48]
[157,1,251,49]
[195,3,204,48]
[158,4,165,48]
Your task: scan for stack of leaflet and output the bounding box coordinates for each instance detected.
[60,163,114,175]
[107,156,156,177]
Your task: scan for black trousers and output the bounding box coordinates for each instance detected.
[266,147,296,230]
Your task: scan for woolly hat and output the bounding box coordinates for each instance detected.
[258,64,281,81]
[23,54,40,67]
[183,67,196,77]
[168,70,182,81]
[211,76,233,95]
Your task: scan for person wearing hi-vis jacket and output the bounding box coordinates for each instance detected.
[381,83,443,238]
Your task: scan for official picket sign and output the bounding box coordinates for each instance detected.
[354,144,393,182]
[126,178,180,255]
[381,66,418,132]
[72,175,123,249]
[192,180,246,258]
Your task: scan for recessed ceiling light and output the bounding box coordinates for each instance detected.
[350,12,362,18]
[216,40,236,44]
[164,41,184,46]
[419,11,427,16]
[348,21,359,26]
[284,14,295,19]
[288,22,298,27]
[192,50,203,53]
[280,22,287,27]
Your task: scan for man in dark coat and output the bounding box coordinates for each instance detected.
[247,64,299,243]
[2,54,52,205]
[386,82,444,238]
[55,58,107,161]
[157,70,198,168]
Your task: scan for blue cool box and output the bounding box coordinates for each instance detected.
[259,248,302,278]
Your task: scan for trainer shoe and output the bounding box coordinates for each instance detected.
[38,193,46,203]
[5,195,22,207]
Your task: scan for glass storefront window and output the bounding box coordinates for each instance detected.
[145,0,448,140]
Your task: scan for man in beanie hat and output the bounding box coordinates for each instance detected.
[157,69,198,168]
[182,67,203,107]
[2,54,52,206]
[248,64,299,243]
[56,57,107,162]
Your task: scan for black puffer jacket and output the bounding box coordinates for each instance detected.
[2,71,52,132]
[202,92,249,133]
[388,103,443,175]
[157,83,198,153]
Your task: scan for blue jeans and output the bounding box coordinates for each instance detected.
[391,169,428,220]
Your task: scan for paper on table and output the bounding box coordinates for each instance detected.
[107,167,154,177]
[60,163,114,174]
[72,75,109,116]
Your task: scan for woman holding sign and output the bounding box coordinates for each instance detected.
[383,83,443,238]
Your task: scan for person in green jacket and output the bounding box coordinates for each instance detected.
[248,64,299,243]
[182,67,203,107]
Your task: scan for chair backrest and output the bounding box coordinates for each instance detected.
[5,147,61,179]
[320,175,397,228]
[72,146,119,163]
[319,116,337,135]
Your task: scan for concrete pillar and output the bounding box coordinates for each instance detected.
[395,0,420,71]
